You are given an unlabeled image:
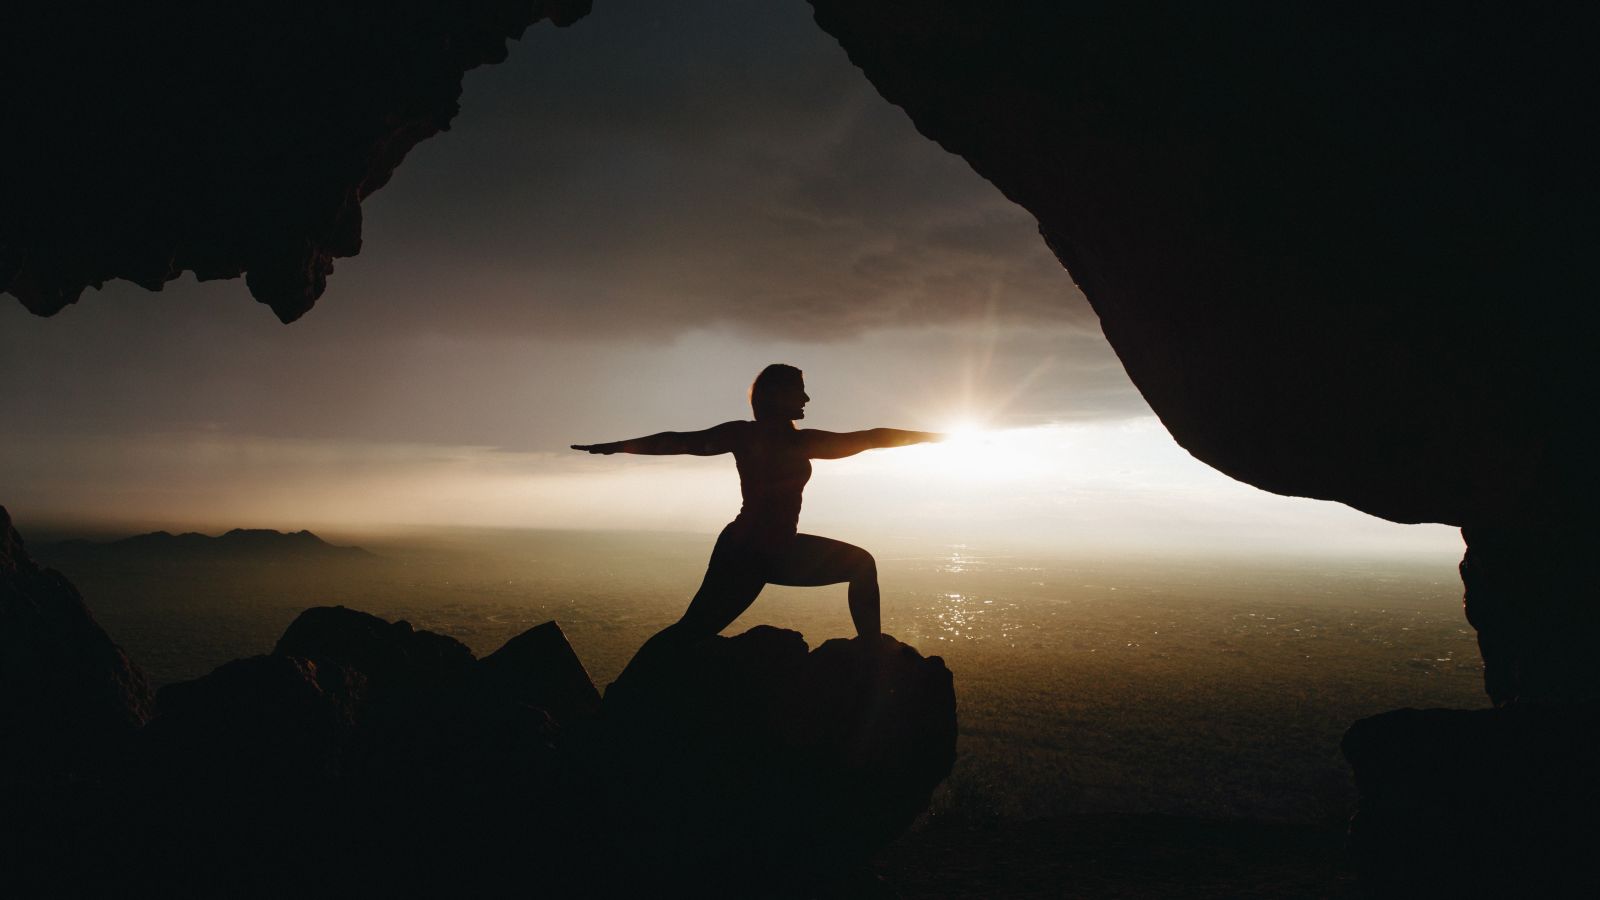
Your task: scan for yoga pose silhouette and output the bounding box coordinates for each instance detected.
[573,364,941,644]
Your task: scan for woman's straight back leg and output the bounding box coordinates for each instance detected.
[663,530,770,642]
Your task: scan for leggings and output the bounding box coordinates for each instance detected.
[655,524,880,645]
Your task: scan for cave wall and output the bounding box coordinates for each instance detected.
[0,1,591,323]
[807,1,1600,529]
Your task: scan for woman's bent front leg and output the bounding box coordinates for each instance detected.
[771,533,880,637]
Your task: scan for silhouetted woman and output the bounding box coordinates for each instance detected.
[572,364,940,645]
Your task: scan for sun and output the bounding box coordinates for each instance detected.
[940,418,988,442]
[930,419,998,474]
[878,416,1022,481]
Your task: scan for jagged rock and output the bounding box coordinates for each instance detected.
[4,576,950,896]
[594,627,957,893]
[479,620,602,725]
[270,606,545,795]
[0,505,154,782]
[275,605,476,705]
[1,1,592,321]
[1343,705,1600,898]
[118,612,583,896]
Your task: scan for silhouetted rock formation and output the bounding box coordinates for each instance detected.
[0,505,153,782]
[598,627,957,893]
[126,606,575,896]
[1344,705,1600,898]
[271,606,570,805]
[1,526,954,897]
[480,619,603,725]
[274,605,476,704]
[1,1,591,322]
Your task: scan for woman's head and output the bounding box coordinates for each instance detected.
[750,364,807,421]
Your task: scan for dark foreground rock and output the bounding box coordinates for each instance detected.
[3,559,955,896]
[879,813,1362,899]
[0,505,153,782]
[1343,704,1600,898]
[596,627,957,894]
[274,604,477,705]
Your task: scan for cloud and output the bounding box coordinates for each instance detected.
[336,0,1093,341]
[10,0,1093,346]
[0,289,1142,455]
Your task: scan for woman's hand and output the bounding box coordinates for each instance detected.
[571,442,621,455]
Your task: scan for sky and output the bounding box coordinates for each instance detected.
[0,0,1459,560]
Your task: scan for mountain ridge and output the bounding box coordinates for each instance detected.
[33,528,375,563]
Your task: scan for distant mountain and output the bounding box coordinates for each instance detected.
[33,529,376,565]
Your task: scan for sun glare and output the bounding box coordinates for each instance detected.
[941,418,988,441]
[877,416,1045,483]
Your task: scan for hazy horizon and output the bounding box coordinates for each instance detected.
[6,415,1462,564]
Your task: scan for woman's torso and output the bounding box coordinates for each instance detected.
[729,421,811,542]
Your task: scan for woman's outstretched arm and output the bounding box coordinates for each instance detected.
[572,421,746,456]
[802,428,943,460]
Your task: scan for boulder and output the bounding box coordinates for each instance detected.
[275,605,476,705]
[778,634,960,850]
[604,623,814,729]
[594,627,957,893]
